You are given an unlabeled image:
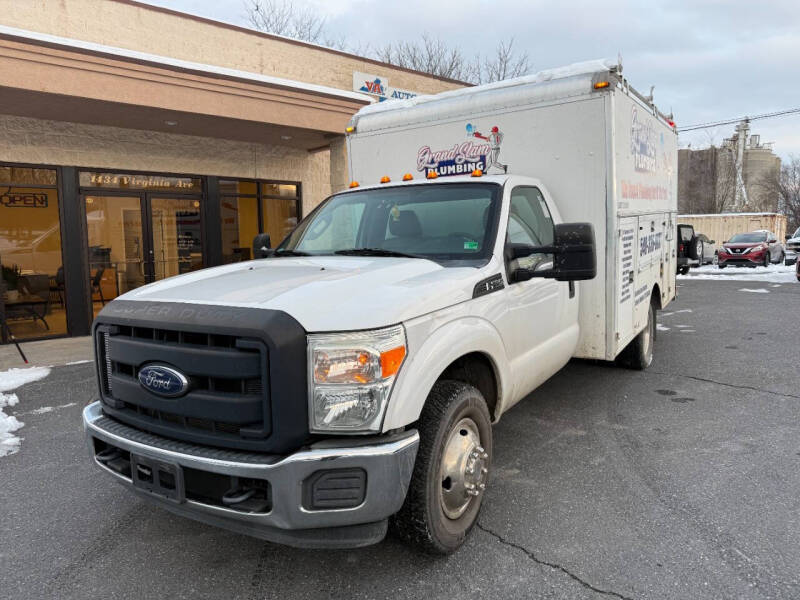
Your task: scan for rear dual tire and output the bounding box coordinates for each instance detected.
[617,299,656,370]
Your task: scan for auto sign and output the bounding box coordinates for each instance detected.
[138,365,189,397]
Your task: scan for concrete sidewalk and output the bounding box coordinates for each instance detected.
[0,336,93,370]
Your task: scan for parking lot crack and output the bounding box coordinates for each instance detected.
[476,522,635,600]
[648,371,800,400]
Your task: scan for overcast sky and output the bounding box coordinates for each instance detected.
[142,0,800,159]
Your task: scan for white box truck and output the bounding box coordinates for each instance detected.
[83,59,677,554]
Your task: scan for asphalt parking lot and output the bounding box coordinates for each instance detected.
[1,279,799,600]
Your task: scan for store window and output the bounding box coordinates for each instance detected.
[81,171,204,318]
[220,180,300,263]
[0,165,67,341]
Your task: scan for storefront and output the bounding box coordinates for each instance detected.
[0,0,464,343]
[1,163,302,342]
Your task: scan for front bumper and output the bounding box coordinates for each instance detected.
[718,252,764,266]
[83,401,419,548]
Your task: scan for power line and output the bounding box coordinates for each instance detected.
[677,107,800,132]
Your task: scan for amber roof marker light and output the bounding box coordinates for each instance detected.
[471,169,483,177]
[345,125,355,134]
[349,181,360,188]
[380,176,391,184]
[426,171,439,179]
[593,81,610,90]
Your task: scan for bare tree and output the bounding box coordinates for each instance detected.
[714,147,738,213]
[244,0,348,49]
[471,39,531,85]
[756,155,800,230]
[377,35,530,84]
[243,2,531,84]
[375,34,472,82]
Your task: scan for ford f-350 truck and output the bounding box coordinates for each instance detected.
[83,59,677,554]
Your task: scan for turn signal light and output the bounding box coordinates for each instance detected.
[380,175,391,183]
[426,171,439,179]
[471,169,483,177]
[402,173,413,181]
[349,181,359,188]
[594,81,610,89]
[380,346,406,378]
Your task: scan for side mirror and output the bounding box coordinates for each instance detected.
[786,234,792,241]
[550,222,596,281]
[508,222,596,283]
[252,233,272,259]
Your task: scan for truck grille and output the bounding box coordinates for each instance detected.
[95,324,270,450]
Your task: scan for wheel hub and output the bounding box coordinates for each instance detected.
[439,418,489,519]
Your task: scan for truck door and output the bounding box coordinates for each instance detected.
[497,186,567,402]
[634,215,662,332]
[616,217,637,353]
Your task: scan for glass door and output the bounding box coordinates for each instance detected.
[84,195,146,317]
[147,196,203,282]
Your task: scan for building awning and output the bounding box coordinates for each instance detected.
[0,25,373,150]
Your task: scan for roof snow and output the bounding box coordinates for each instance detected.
[355,58,618,119]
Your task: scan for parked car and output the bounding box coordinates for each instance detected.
[718,230,785,268]
[677,224,700,274]
[785,226,800,265]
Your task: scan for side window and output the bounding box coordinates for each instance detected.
[507,187,554,246]
[506,187,555,277]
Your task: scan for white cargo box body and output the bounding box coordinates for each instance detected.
[347,60,677,361]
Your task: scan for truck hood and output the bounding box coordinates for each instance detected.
[117,256,481,331]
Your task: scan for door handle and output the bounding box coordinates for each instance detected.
[628,271,635,283]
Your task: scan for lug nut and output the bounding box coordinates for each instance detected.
[478,483,486,490]
[467,489,480,496]
[481,467,488,474]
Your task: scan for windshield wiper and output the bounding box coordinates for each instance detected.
[273,249,311,257]
[334,248,427,259]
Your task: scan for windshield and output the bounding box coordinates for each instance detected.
[729,232,767,244]
[793,227,800,239]
[278,183,501,265]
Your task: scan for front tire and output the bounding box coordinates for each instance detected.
[678,265,689,275]
[393,380,492,554]
[763,252,770,267]
[617,299,656,370]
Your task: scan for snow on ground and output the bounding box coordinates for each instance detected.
[739,288,770,294]
[0,366,51,457]
[678,263,797,283]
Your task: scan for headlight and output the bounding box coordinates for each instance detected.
[307,325,406,433]
[744,245,764,254]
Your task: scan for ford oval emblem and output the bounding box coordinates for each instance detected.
[138,365,189,397]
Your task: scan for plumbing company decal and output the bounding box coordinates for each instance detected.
[417,123,509,177]
[353,71,417,102]
[630,106,657,173]
[620,106,674,205]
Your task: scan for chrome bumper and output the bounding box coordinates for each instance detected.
[83,401,419,548]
